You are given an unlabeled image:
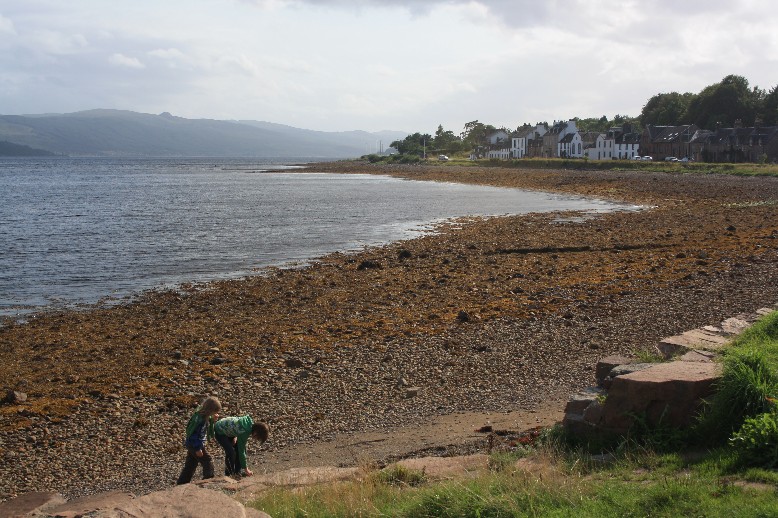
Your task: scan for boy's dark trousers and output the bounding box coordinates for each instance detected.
[216,432,239,476]
[176,446,215,484]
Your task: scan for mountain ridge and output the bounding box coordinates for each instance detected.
[0,109,406,158]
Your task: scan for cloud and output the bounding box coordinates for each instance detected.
[148,48,187,60]
[216,54,261,76]
[109,53,145,69]
[29,30,89,55]
[0,14,16,35]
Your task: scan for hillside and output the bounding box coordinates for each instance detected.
[0,110,406,158]
[0,140,56,157]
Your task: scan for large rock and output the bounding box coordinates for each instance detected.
[43,491,135,517]
[595,355,634,386]
[1,485,267,518]
[657,329,731,358]
[601,361,720,434]
[113,483,267,517]
[0,491,65,517]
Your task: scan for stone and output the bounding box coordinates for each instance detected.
[4,390,27,404]
[404,387,421,398]
[595,355,635,386]
[563,387,605,415]
[657,328,732,358]
[719,317,752,336]
[114,483,265,517]
[284,358,305,369]
[0,491,66,517]
[679,350,716,362]
[44,490,135,516]
[601,361,721,434]
[582,400,605,426]
[598,363,656,389]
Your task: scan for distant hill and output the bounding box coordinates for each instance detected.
[0,110,407,158]
[0,140,57,156]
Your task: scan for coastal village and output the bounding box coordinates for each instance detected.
[478,119,778,163]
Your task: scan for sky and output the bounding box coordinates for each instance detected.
[1,0,777,134]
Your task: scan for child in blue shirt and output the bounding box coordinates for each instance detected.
[176,396,221,484]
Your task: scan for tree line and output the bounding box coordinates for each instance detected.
[389,75,778,158]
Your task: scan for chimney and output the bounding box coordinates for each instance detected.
[734,119,743,129]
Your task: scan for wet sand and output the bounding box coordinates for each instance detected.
[1,161,777,500]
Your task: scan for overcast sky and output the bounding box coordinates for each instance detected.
[1,0,776,133]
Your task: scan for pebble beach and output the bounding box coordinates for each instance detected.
[1,161,778,501]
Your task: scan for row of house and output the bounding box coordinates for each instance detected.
[642,120,778,163]
[479,119,778,163]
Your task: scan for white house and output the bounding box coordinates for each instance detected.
[542,120,580,158]
[614,131,641,159]
[485,130,511,159]
[511,124,547,158]
[559,132,584,158]
[585,133,615,160]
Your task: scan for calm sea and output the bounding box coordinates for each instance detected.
[0,158,624,316]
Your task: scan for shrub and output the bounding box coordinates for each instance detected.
[697,347,778,444]
[730,408,778,468]
[376,465,427,487]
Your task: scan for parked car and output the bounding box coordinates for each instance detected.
[679,156,694,162]
[438,155,449,161]
[641,156,653,161]
[632,155,643,160]
[664,156,679,162]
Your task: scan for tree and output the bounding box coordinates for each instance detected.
[460,120,496,153]
[683,75,764,129]
[640,92,695,126]
[390,132,432,157]
[431,124,464,154]
[761,85,778,126]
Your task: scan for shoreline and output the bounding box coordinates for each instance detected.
[0,165,625,323]
[2,162,778,500]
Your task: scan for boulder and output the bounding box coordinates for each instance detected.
[601,361,720,434]
[0,491,65,517]
[562,387,605,434]
[1,485,266,518]
[4,390,27,404]
[601,363,655,389]
[111,483,266,518]
[595,355,634,386]
[43,491,135,517]
[657,329,731,358]
[679,350,716,362]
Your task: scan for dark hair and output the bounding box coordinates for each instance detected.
[252,422,270,443]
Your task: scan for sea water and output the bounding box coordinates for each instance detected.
[0,157,624,316]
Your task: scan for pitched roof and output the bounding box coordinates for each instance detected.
[615,132,641,144]
[580,131,601,144]
[652,125,697,143]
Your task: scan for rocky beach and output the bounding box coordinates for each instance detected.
[1,161,778,502]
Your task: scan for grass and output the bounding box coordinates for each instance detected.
[248,313,778,516]
[249,449,778,517]
[367,155,778,177]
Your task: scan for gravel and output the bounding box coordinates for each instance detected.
[1,163,777,501]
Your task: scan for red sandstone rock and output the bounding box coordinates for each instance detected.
[0,491,65,517]
[601,361,720,434]
[595,355,635,386]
